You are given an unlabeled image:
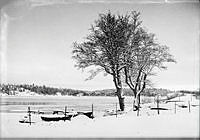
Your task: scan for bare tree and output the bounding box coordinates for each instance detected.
[72,11,134,111]
[72,10,176,111]
[124,27,176,110]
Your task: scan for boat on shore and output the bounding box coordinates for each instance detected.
[19,115,35,124]
[103,110,124,117]
[41,114,73,121]
[77,111,94,118]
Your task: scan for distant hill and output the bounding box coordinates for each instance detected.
[0,84,199,97]
[0,84,90,96]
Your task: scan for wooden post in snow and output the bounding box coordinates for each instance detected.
[28,106,31,125]
[157,95,160,115]
[92,104,94,118]
[137,101,140,116]
[116,103,117,118]
[188,101,190,113]
[64,106,67,121]
[174,102,176,114]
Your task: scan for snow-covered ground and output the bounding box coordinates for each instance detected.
[0,90,41,96]
[0,94,199,138]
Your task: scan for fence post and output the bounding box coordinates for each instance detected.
[174,102,176,114]
[116,103,117,118]
[157,96,160,115]
[188,101,190,113]
[28,106,31,125]
[133,100,135,111]
[92,104,94,118]
[64,106,67,121]
[137,102,140,116]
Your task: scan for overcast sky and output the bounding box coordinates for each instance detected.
[1,0,199,90]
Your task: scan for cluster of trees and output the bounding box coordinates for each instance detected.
[0,83,173,97]
[179,90,200,95]
[0,84,22,95]
[72,11,176,111]
[92,88,173,97]
[0,84,89,96]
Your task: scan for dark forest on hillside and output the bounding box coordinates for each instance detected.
[0,84,199,97]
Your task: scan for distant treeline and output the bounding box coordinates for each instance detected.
[92,88,173,97]
[0,84,90,96]
[179,90,200,95]
[0,84,198,97]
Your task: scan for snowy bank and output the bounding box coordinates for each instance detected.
[0,94,199,138]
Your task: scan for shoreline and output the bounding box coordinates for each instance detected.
[1,108,199,138]
[0,94,199,138]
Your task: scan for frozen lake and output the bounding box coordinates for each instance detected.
[0,96,141,116]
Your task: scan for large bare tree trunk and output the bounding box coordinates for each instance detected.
[116,87,125,111]
[113,72,125,111]
[133,94,139,111]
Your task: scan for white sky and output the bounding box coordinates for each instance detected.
[1,0,199,91]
